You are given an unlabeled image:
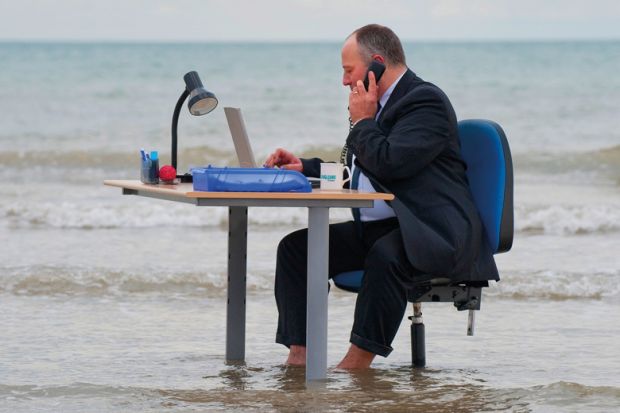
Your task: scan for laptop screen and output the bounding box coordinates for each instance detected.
[224,107,258,168]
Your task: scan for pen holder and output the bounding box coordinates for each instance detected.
[140,157,159,184]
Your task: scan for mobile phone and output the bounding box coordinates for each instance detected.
[363,60,386,90]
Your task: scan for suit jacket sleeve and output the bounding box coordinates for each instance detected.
[346,85,453,183]
[300,157,323,177]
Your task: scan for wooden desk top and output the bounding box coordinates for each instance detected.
[104,180,394,201]
[103,180,394,201]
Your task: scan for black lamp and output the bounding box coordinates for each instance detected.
[171,71,218,182]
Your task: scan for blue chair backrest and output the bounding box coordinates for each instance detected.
[332,119,513,293]
[458,120,513,253]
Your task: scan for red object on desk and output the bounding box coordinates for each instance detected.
[159,165,176,182]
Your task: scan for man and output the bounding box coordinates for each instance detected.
[264,24,498,369]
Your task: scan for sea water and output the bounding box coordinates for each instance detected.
[1,41,619,412]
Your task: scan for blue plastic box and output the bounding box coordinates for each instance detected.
[192,166,312,193]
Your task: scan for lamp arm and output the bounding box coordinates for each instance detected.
[171,89,190,171]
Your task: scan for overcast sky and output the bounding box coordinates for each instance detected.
[1,0,619,42]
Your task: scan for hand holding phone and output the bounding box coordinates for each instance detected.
[363,60,386,91]
[349,60,386,124]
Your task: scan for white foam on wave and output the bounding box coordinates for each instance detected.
[1,199,353,229]
[4,201,619,235]
[2,265,618,300]
[515,204,620,235]
[3,200,225,228]
[0,265,274,297]
[487,269,620,300]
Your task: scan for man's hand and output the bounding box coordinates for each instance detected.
[349,71,379,125]
[264,148,303,172]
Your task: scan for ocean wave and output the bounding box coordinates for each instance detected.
[524,381,620,411]
[0,383,142,399]
[3,144,619,170]
[6,144,618,188]
[593,144,620,164]
[0,265,269,297]
[1,200,351,229]
[514,144,620,185]
[0,147,239,169]
[0,145,342,170]
[2,265,618,299]
[3,200,229,229]
[515,204,620,235]
[487,270,620,300]
[534,381,620,398]
[3,199,618,235]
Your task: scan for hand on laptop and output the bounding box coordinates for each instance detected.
[264,148,303,172]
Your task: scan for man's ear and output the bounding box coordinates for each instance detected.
[371,55,385,64]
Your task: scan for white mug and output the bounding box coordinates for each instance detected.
[320,163,351,190]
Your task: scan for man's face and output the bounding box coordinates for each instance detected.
[341,37,368,90]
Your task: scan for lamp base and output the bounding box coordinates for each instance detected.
[177,173,193,183]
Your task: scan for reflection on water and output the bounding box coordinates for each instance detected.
[5,371,619,412]
[160,364,534,412]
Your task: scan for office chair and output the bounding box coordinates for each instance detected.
[332,119,514,367]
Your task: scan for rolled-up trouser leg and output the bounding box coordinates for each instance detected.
[350,228,417,357]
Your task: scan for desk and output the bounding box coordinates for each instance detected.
[104,180,393,382]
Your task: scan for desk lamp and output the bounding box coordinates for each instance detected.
[171,71,218,182]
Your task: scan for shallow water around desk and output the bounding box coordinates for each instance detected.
[2,289,619,412]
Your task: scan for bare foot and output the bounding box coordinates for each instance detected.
[336,344,375,369]
[286,345,306,366]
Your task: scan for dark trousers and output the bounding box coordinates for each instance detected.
[274,218,421,357]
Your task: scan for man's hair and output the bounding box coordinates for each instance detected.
[350,24,406,66]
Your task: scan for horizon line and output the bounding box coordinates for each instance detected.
[1,37,619,44]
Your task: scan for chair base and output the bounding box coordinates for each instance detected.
[407,281,487,311]
[411,322,425,367]
[406,281,487,368]
[410,302,426,367]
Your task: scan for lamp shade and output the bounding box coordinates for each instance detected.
[171,70,218,182]
[183,71,218,116]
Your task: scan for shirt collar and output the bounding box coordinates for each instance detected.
[378,69,407,112]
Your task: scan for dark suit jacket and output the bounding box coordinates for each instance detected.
[302,69,499,282]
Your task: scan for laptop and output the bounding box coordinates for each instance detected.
[223,107,320,187]
[224,107,258,168]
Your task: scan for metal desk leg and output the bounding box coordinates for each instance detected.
[226,206,248,361]
[306,206,329,382]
